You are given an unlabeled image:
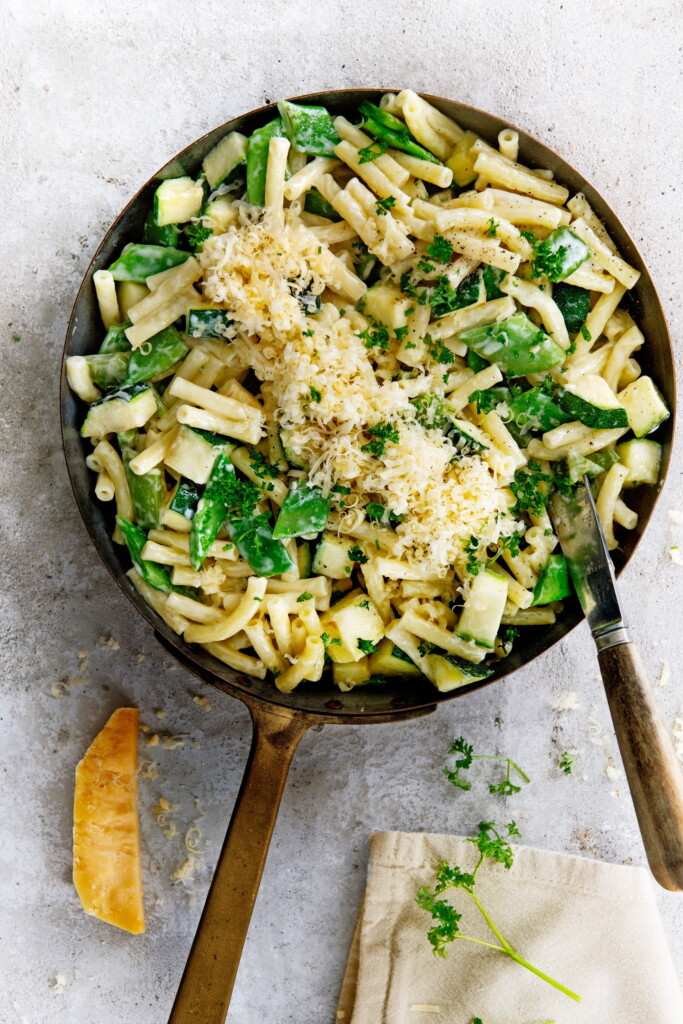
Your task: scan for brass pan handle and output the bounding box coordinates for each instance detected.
[168,701,312,1023]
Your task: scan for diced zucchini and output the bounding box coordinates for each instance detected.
[558,374,628,429]
[426,653,494,692]
[142,211,181,248]
[361,280,412,329]
[186,308,234,339]
[320,590,385,664]
[312,532,356,579]
[202,196,237,233]
[154,177,204,227]
[456,569,508,649]
[369,638,422,678]
[279,428,307,469]
[531,554,571,606]
[333,659,372,691]
[84,351,130,389]
[202,132,248,189]
[618,376,670,437]
[81,383,157,439]
[107,244,190,282]
[617,438,662,487]
[164,424,234,484]
[446,416,489,458]
[566,450,603,483]
[296,541,313,577]
[590,449,621,473]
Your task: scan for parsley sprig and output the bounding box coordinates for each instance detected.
[185,222,213,251]
[416,821,580,1001]
[426,234,454,263]
[361,422,400,458]
[358,139,388,163]
[444,737,530,795]
[375,195,396,215]
[357,319,391,350]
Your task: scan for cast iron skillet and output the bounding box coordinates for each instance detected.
[61,91,675,1024]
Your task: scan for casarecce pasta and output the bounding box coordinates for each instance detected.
[67,91,670,694]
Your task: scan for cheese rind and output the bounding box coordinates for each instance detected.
[73,707,145,934]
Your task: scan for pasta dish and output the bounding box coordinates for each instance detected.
[66,91,669,694]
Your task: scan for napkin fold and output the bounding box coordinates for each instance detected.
[337,831,683,1024]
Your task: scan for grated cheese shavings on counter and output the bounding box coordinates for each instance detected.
[198,204,509,577]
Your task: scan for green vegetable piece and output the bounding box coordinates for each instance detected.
[482,265,506,300]
[557,376,629,429]
[352,241,378,281]
[467,349,489,373]
[590,449,621,472]
[99,321,132,354]
[228,516,295,577]
[531,553,571,605]
[143,211,181,248]
[566,450,603,482]
[552,282,591,334]
[444,735,528,793]
[532,226,591,282]
[246,118,287,206]
[84,351,130,389]
[189,452,236,570]
[429,272,484,319]
[116,516,173,593]
[297,292,322,316]
[272,482,331,540]
[508,386,573,434]
[121,447,163,530]
[170,479,202,521]
[107,244,190,282]
[365,502,404,524]
[459,311,566,376]
[186,308,234,339]
[124,326,188,385]
[359,101,440,163]
[277,100,340,156]
[304,187,342,221]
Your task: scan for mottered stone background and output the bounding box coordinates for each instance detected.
[1,1,682,1021]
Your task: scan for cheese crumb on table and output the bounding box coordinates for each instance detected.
[551,690,580,711]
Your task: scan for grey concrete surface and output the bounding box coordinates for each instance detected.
[1,1,683,1021]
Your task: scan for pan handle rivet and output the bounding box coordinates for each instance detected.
[325,699,343,709]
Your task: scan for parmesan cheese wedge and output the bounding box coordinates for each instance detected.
[73,708,145,934]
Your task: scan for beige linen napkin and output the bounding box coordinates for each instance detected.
[337,831,683,1024]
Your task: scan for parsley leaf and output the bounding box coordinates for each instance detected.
[486,217,499,237]
[509,462,553,516]
[427,234,454,263]
[580,324,592,341]
[444,736,530,794]
[185,222,213,251]
[468,388,498,414]
[559,750,577,774]
[357,318,391,350]
[249,450,278,479]
[361,422,400,458]
[463,536,481,577]
[357,638,378,654]
[425,333,455,364]
[309,385,322,402]
[296,591,313,602]
[375,195,396,215]
[321,632,341,648]
[348,544,368,565]
[358,139,388,163]
[415,821,579,999]
[394,325,409,342]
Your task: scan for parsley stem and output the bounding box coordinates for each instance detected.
[504,950,581,1003]
[471,754,531,784]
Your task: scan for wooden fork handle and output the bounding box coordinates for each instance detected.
[599,641,683,891]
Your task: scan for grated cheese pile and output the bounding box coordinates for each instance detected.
[198,204,509,577]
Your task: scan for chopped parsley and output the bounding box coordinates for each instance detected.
[394,325,409,342]
[426,234,454,263]
[302,328,315,337]
[425,333,455,365]
[348,544,368,565]
[332,483,352,495]
[361,422,400,458]
[357,638,378,655]
[358,139,388,163]
[357,319,391,350]
[309,385,322,402]
[417,639,437,657]
[296,591,313,603]
[321,632,341,648]
[509,461,553,516]
[185,222,213,250]
[214,475,262,522]
[559,750,577,775]
[580,324,592,341]
[418,259,436,275]
[463,535,481,576]
[365,502,404,524]
[399,272,419,298]
[357,599,370,609]
[249,450,278,479]
[468,388,498,414]
[375,195,397,215]
[486,217,499,237]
